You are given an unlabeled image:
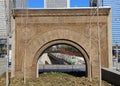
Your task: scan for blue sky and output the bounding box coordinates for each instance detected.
[28,0,90,8]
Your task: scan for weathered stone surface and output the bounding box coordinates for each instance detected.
[12,8,112,79]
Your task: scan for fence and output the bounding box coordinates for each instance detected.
[38,65,86,72]
[102,68,120,86]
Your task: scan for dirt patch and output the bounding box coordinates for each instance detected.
[0,72,112,86]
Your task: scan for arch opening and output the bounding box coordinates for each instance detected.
[34,40,89,78]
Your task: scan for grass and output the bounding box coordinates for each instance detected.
[0,72,112,86]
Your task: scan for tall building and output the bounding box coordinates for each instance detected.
[90,0,120,46]
[0,0,7,39]
[13,0,27,8]
[44,0,70,8]
[102,0,120,46]
[0,0,7,57]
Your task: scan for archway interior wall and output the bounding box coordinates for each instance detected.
[13,9,112,78]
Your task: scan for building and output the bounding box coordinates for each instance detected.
[44,0,70,8]
[90,0,120,46]
[0,0,12,58]
[13,0,27,8]
[0,0,7,58]
[0,0,7,39]
[102,0,120,46]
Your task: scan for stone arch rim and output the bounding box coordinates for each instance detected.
[33,39,90,77]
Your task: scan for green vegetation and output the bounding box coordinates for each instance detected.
[59,45,79,54]
[0,72,112,86]
[46,44,80,53]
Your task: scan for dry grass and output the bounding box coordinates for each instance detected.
[0,72,112,86]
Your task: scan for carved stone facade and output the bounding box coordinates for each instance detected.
[12,8,112,79]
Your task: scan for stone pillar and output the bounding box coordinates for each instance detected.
[107,9,113,68]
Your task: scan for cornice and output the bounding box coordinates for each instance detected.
[13,8,111,17]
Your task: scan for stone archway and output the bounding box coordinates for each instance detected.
[25,29,94,78]
[12,8,112,79]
